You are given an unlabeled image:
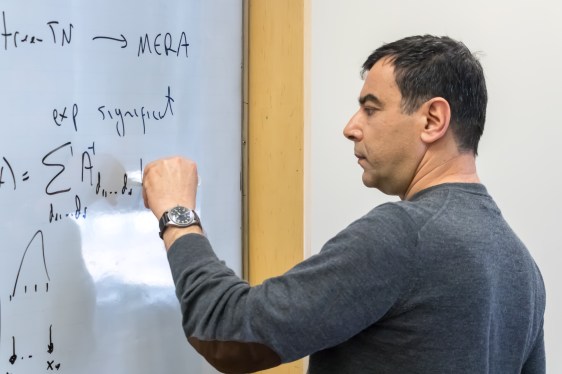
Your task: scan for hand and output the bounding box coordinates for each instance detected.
[142,156,199,220]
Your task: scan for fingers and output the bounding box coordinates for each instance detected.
[142,156,198,218]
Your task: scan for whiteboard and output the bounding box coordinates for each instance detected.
[0,1,242,373]
[309,0,561,372]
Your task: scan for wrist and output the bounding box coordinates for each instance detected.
[158,206,201,239]
[163,226,204,251]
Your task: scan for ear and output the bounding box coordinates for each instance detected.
[420,97,451,145]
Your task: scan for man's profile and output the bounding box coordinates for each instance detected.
[142,35,545,373]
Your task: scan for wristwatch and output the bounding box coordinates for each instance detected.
[159,206,201,239]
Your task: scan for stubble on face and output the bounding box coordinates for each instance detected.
[353,59,427,197]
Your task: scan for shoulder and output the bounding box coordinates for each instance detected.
[354,201,421,238]
[320,202,419,260]
[334,188,455,253]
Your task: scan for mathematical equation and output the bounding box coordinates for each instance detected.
[1,85,176,225]
[1,146,139,224]
[0,2,238,373]
[1,11,190,57]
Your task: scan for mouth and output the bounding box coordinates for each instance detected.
[355,155,367,167]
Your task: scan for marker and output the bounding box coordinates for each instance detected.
[124,172,144,207]
[127,171,143,188]
[128,176,143,187]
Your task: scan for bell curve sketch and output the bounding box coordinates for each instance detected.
[9,230,51,302]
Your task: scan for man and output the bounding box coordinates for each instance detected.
[142,35,545,373]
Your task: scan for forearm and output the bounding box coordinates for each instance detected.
[166,207,413,371]
[167,234,281,373]
[163,225,203,251]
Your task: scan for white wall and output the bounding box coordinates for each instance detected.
[308,0,562,371]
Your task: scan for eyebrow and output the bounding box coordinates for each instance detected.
[358,93,384,108]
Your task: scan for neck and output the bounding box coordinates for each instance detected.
[402,147,480,200]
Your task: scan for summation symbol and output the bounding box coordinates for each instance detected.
[42,142,73,196]
[9,230,50,301]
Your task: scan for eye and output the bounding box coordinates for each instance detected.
[363,107,377,116]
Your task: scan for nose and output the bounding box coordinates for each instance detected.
[343,111,363,142]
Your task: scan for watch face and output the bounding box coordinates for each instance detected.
[168,206,194,225]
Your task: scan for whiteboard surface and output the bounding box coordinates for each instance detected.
[309,0,561,372]
[0,1,242,373]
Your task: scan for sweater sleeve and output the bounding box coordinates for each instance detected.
[521,321,546,373]
[167,203,417,373]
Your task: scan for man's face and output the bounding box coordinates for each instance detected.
[343,58,427,197]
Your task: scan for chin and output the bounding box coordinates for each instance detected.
[361,175,378,189]
[362,176,401,197]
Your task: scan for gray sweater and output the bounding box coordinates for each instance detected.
[168,183,545,373]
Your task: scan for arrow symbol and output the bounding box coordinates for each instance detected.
[92,34,127,48]
[47,324,54,354]
[10,336,17,364]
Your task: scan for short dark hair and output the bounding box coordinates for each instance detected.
[362,35,487,154]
